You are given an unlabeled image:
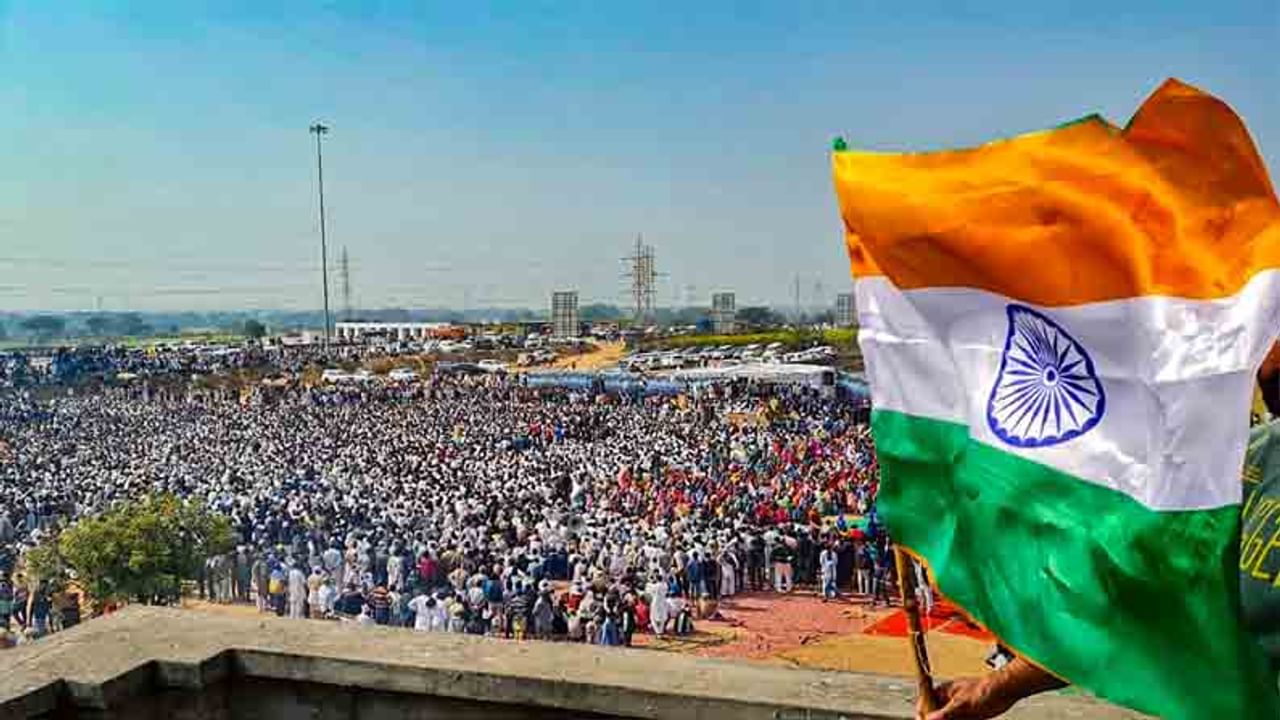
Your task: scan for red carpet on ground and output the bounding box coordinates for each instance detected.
[862,608,948,636]
[862,599,994,642]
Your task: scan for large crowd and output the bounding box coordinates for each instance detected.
[0,342,373,387]
[0,363,892,647]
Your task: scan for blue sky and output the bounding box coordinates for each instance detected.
[1,1,1277,312]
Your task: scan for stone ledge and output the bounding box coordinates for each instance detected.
[0,606,1146,719]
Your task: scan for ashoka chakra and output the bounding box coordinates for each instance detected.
[986,304,1105,448]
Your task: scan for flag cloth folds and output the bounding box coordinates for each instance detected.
[832,78,1280,718]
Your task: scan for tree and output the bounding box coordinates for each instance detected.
[114,313,151,337]
[85,314,113,337]
[579,304,624,322]
[53,494,234,607]
[736,306,781,329]
[810,310,835,326]
[242,319,267,340]
[22,541,69,595]
[667,307,708,326]
[20,314,66,341]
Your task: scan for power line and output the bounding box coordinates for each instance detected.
[0,281,443,298]
[0,256,363,273]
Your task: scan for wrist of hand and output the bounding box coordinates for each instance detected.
[976,673,1012,707]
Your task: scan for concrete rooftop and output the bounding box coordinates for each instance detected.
[0,606,1147,719]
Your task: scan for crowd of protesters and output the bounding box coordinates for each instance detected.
[0,341,376,388]
[0,354,893,647]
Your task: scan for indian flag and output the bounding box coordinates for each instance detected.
[833,79,1280,718]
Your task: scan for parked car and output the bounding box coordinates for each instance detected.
[388,367,419,382]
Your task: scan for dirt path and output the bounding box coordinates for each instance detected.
[635,591,990,678]
[548,341,625,371]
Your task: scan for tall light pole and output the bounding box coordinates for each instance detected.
[310,122,332,352]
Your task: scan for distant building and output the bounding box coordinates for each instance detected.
[277,331,322,347]
[835,293,856,327]
[711,292,736,334]
[335,321,455,343]
[551,291,580,339]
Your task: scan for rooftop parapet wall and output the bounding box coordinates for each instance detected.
[0,607,1146,720]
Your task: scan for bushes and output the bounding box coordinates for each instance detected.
[26,494,234,607]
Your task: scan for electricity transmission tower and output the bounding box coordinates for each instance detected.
[621,235,663,326]
[340,246,352,321]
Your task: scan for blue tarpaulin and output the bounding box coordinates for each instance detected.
[520,369,868,401]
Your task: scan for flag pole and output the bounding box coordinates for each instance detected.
[835,134,937,710]
[894,547,939,712]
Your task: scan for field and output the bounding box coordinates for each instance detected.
[0,333,244,352]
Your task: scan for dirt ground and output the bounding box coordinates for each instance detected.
[547,341,625,371]
[634,591,989,679]
[183,589,988,679]
[183,598,263,617]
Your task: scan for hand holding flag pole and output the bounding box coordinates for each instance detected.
[894,547,939,714]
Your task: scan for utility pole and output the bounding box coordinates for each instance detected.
[340,246,352,321]
[310,122,332,351]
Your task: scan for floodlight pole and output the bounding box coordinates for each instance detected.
[310,122,332,352]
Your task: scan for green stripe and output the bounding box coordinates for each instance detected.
[872,409,1278,719]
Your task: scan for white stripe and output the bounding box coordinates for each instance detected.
[857,272,1280,511]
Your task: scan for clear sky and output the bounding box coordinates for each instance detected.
[2,1,1277,312]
